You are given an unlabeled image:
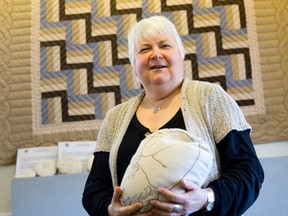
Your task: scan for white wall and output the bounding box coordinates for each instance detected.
[1,140,288,216]
[0,164,15,216]
[254,140,288,158]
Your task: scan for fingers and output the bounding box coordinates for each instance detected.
[156,180,199,203]
[150,199,173,212]
[150,200,185,216]
[181,179,198,191]
[156,187,184,204]
[111,186,122,203]
[149,180,201,216]
[126,202,144,215]
[109,186,144,216]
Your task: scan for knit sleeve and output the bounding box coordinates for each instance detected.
[95,111,112,152]
[205,84,251,144]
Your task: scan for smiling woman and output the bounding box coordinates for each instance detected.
[129,17,185,103]
[134,34,184,97]
[128,16,186,68]
[82,15,264,216]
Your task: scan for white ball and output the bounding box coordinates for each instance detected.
[34,160,57,177]
[57,156,83,174]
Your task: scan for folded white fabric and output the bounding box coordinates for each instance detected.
[14,169,36,178]
[34,160,57,177]
[120,128,213,213]
[87,154,94,172]
[56,156,83,174]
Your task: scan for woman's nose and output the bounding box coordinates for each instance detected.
[151,47,162,60]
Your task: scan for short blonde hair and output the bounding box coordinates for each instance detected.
[128,16,186,68]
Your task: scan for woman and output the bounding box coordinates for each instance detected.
[82,15,264,216]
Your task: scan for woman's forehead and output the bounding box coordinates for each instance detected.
[137,34,175,45]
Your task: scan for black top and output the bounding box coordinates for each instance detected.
[82,109,264,216]
[117,109,185,185]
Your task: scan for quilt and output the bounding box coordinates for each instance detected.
[0,0,287,165]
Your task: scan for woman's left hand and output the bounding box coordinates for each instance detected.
[108,186,150,216]
[149,180,207,215]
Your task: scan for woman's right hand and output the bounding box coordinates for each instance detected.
[108,186,151,216]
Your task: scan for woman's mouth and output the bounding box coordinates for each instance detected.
[150,65,167,70]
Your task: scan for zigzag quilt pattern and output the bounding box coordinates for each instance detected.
[34,0,264,131]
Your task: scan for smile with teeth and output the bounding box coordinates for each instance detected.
[150,65,167,69]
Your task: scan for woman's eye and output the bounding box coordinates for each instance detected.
[161,44,171,48]
[139,48,149,53]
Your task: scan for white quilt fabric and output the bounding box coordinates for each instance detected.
[120,128,213,213]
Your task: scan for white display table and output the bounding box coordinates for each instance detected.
[12,173,89,216]
[11,156,288,216]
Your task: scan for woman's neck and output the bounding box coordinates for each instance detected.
[144,82,182,113]
[145,81,183,102]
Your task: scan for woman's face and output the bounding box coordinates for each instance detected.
[134,34,184,90]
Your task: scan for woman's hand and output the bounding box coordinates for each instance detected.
[108,186,151,216]
[149,180,207,215]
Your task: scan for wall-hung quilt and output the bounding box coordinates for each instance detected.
[0,0,287,165]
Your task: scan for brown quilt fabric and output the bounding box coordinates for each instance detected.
[0,0,287,165]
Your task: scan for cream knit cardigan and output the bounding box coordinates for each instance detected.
[95,78,251,187]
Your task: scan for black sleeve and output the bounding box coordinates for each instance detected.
[82,152,113,216]
[205,129,264,216]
